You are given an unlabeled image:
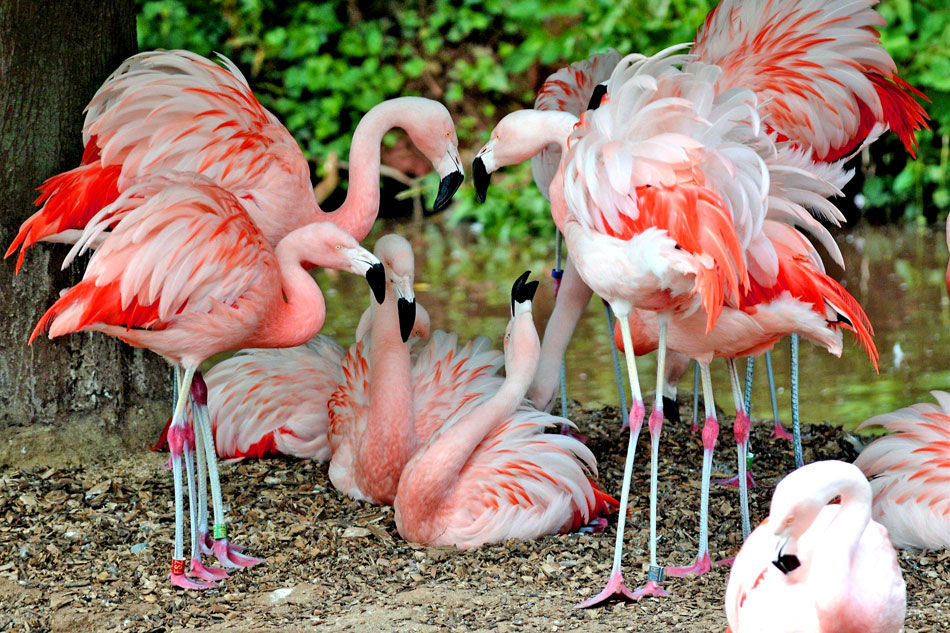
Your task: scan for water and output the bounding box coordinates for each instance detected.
[314,220,950,432]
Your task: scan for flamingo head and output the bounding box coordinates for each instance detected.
[403,99,463,212]
[299,222,384,303]
[502,271,540,374]
[374,233,417,342]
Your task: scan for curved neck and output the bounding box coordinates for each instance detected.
[253,241,325,348]
[356,285,416,503]
[811,477,872,612]
[332,99,421,240]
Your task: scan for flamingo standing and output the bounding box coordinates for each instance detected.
[29,174,384,588]
[394,272,617,548]
[853,391,950,550]
[6,50,464,268]
[327,234,506,505]
[724,461,906,633]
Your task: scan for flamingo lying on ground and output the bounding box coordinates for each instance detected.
[207,303,430,461]
[725,461,906,633]
[395,272,617,548]
[327,234,506,505]
[29,174,384,588]
[854,391,950,550]
[6,50,463,267]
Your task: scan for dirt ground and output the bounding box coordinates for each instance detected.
[1,402,947,633]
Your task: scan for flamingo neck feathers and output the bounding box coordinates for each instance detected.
[252,235,325,349]
[356,285,416,503]
[330,99,420,241]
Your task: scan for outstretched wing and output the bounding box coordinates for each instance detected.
[209,335,345,461]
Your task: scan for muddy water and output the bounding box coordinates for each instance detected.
[314,220,950,432]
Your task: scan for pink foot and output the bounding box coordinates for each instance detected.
[575,568,637,608]
[716,556,736,567]
[771,423,793,440]
[690,422,700,433]
[198,529,214,555]
[630,580,668,599]
[213,539,262,569]
[169,560,213,589]
[578,517,608,534]
[560,424,588,444]
[666,552,712,577]
[190,558,228,581]
[715,471,757,489]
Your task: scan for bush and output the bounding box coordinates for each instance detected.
[137,0,949,238]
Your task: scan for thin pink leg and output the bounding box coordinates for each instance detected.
[629,405,668,599]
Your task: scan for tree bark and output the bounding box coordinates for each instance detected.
[0,0,169,461]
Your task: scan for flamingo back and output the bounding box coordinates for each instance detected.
[855,391,950,550]
[207,335,345,461]
[326,339,373,501]
[531,50,622,199]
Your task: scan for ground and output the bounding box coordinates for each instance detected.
[1,403,947,633]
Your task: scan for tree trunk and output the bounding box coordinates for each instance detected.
[0,1,169,465]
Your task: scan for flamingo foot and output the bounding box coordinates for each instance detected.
[169,559,213,590]
[213,539,262,569]
[559,424,588,444]
[771,422,793,441]
[716,556,736,567]
[715,471,757,489]
[630,580,669,599]
[190,558,228,581]
[665,552,712,577]
[690,422,700,433]
[575,568,637,608]
[198,529,214,555]
[578,517,608,534]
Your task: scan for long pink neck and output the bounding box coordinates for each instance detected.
[252,238,325,349]
[325,99,420,241]
[355,285,416,504]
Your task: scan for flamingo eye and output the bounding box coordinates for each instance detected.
[335,244,342,250]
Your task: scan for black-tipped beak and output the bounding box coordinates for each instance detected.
[510,270,537,315]
[473,156,491,203]
[397,298,416,343]
[772,553,801,575]
[587,83,608,111]
[433,170,464,212]
[365,263,386,304]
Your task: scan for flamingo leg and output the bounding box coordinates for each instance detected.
[743,357,755,418]
[192,372,262,569]
[576,309,646,608]
[727,359,752,539]
[791,334,804,468]
[553,231,570,421]
[691,361,700,433]
[603,300,629,430]
[167,367,211,590]
[184,418,226,583]
[629,318,669,599]
[192,408,213,555]
[766,351,792,440]
[667,361,716,576]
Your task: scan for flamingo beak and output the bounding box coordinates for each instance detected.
[365,263,386,304]
[472,155,491,203]
[393,277,416,343]
[771,537,801,575]
[433,150,464,212]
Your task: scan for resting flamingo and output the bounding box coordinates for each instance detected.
[394,272,617,548]
[724,461,906,633]
[6,50,463,268]
[853,391,950,550]
[474,0,926,604]
[327,234,506,505]
[29,174,384,589]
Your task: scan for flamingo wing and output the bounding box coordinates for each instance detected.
[326,340,373,499]
[410,331,505,443]
[208,335,345,461]
[693,0,929,161]
[31,175,273,344]
[855,392,950,549]
[532,50,622,199]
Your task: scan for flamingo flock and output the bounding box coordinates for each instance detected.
[6,0,946,629]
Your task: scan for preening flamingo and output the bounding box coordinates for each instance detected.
[854,391,950,550]
[29,174,384,588]
[6,49,464,268]
[207,298,431,461]
[327,234,505,505]
[724,461,906,633]
[394,272,617,548]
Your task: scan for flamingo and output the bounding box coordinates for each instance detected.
[327,234,506,505]
[474,0,927,603]
[724,460,906,633]
[29,174,385,588]
[207,297,431,461]
[394,272,618,548]
[853,391,950,550]
[6,50,463,268]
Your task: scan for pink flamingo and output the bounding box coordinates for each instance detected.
[207,287,431,461]
[724,460,906,633]
[6,49,463,268]
[29,174,384,589]
[394,272,618,548]
[327,234,506,505]
[853,391,950,550]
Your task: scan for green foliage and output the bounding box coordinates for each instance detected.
[137,0,948,239]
